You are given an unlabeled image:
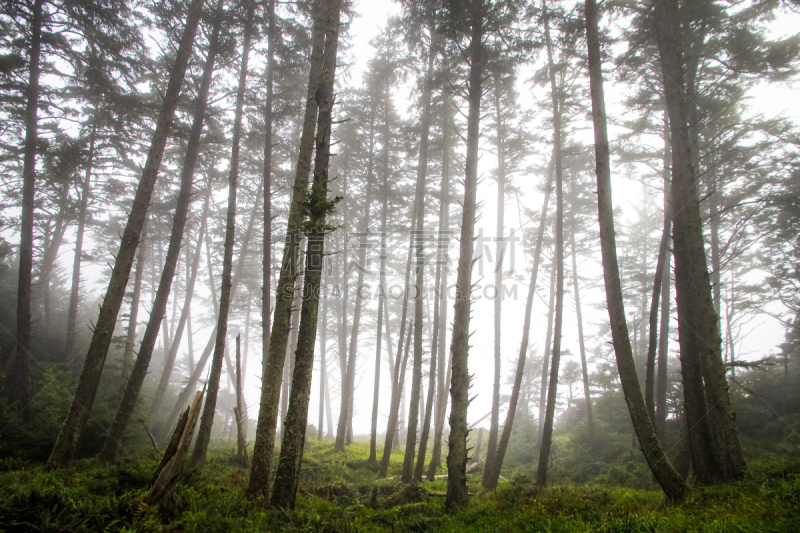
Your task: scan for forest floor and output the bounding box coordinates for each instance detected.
[1,440,799,532]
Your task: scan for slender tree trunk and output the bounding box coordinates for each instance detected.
[150,190,210,418]
[368,184,389,464]
[401,18,437,483]
[123,228,147,383]
[191,0,255,468]
[379,322,413,477]
[40,184,69,331]
[65,126,96,363]
[427,98,452,481]
[336,109,377,454]
[48,0,205,467]
[653,0,745,482]
[101,6,223,462]
[159,179,261,440]
[571,216,594,450]
[318,296,328,440]
[482,156,554,491]
[586,0,686,500]
[10,0,43,421]
[484,75,505,486]
[235,334,250,466]
[261,0,275,445]
[536,3,565,489]
[271,5,340,505]
[655,110,672,440]
[248,0,328,498]
[537,259,556,450]
[446,1,483,508]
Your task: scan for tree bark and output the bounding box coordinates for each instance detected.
[101,3,223,462]
[149,189,210,419]
[48,0,205,467]
[652,0,745,483]
[379,321,413,478]
[537,4,565,488]
[586,0,686,500]
[190,0,255,469]
[655,109,672,440]
[483,75,505,487]
[482,154,554,491]
[446,0,483,508]
[65,126,97,363]
[123,227,147,383]
[248,0,328,498]
[427,97,452,481]
[10,0,43,422]
[537,258,556,450]
[270,4,341,506]
[401,18,437,484]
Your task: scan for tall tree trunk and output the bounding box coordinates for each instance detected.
[571,214,594,450]
[536,2,565,489]
[40,183,69,331]
[379,322,413,478]
[446,1,483,508]
[319,296,328,441]
[10,0,43,422]
[48,0,205,467]
[101,4,223,462]
[149,189,210,418]
[158,181,261,440]
[368,177,389,464]
[261,0,276,445]
[655,109,672,440]
[652,0,745,482]
[483,75,505,487]
[123,228,147,382]
[191,0,255,468]
[586,0,686,500]
[248,0,328,498]
[65,126,96,363]
[427,98,452,481]
[401,18,436,483]
[336,105,377,454]
[537,258,556,450]
[482,154,554,491]
[271,5,340,505]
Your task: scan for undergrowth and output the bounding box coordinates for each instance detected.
[1,440,799,532]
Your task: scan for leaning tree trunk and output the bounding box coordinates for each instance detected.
[446,1,483,509]
[571,214,594,450]
[536,4,565,488]
[270,5,341,506]
[190,0,254,469]
[101,3,223,462]
[10,0,43,422]
[482,154,554,491]
[586,0,686,501]
[48,0,205,467]
[655,109,672,440]
[483,75,506,487]
[652,0,745,483]
[248,0,328,498]
[537,258,556,450]
[401,17,437,484]
[123,228,147,382]
[65,126,97,363]
[158,185,261,441]
[149,189,210,418]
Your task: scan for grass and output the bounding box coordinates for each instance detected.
[1,440,799,532]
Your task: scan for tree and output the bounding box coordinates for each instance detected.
[585,0,685,500]
[190,0,255,468]
[270,0,342,506]
[248,0,328,499]
[48,0,206,467]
